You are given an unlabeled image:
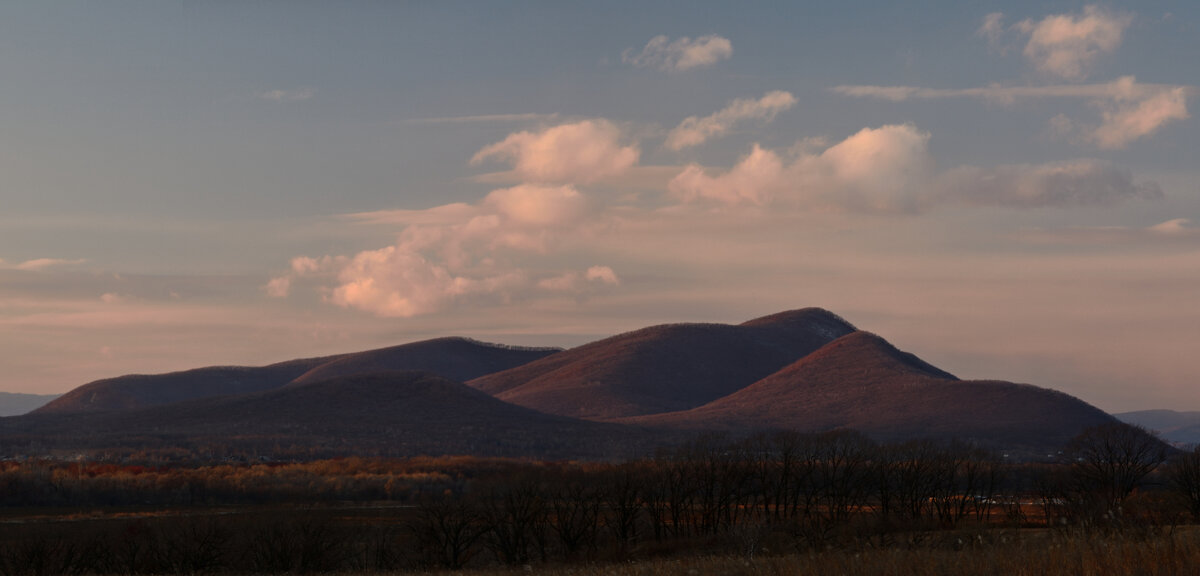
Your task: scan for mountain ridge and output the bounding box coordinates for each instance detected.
[468,307,858,419]
[4,307,1130,459]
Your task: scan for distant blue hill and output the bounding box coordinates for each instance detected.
[0,392,60,417]
[1115,409,1200,446]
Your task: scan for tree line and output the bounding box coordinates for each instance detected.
[0,423,1198,573]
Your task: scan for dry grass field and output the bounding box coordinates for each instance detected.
[428,528,1200,576]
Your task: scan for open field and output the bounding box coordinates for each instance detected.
[0,505,1197,576]
[439,529,1200,576]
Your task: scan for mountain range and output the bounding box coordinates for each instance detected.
[0,308,1126,460]
[1116,410,1200,446]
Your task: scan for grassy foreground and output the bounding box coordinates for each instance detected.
[422,530,1200,576]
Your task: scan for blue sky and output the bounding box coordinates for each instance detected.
[1,2,1197,412]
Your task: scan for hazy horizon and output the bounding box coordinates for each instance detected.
[2,2,1197,413]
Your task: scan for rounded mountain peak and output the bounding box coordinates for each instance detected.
[740,307,857,340]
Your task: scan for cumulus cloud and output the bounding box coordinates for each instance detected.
[668,124,1158,213]
[669,144,785,206]
[273,183,618,318]
[665,90,797,150]
[483,184,590,228]
[670,124,935,213]
[471,120,640,184]
[256,88,314,102]
[1016,5,1132,81]
[623,34,732,72]
[327,247,526,318]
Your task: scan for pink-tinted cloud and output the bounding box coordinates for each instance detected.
[623,34,732,72]
[1016,5,1132,81]
[471,120,639,184]
[1090,87,1189,149]
[669,144,785,206]
[483,184,590,228]
[669,124,935,213]
[264,276,291,298]
[11,258,86,271]
[666,90,796,150]
[1148,218,1197,236]
[669,124,1158,213]
[537,266,620,292]
[274,183,617,318]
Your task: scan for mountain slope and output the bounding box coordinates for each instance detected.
[286,337,560,387]
[7,371,652,459]
[626,331,1115,451]
[36,337,559,415]
[34,357,340,415]
[468,308,857,420]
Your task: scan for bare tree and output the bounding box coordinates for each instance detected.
[410,496,485,569]
[1065,423,1167,511]
[1166,445,1200,521]
[480,475,549,566]
[548,471,604,559]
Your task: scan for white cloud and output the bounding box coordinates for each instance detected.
[99,293,123,304]
[1016,5,1132,81]
[1090,87,1190,149]
[669,124,1159,213]
[665,90,797,150]
[256,88,314,102]
[471,120,640,184]
[623,34,732,72]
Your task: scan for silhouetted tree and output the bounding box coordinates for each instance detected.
[1065,423,1167,520]
[480,475,549,565]
[410,496,485,569]
[1166,445,1200,521]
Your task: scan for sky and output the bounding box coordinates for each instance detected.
[1,2,1197,413]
